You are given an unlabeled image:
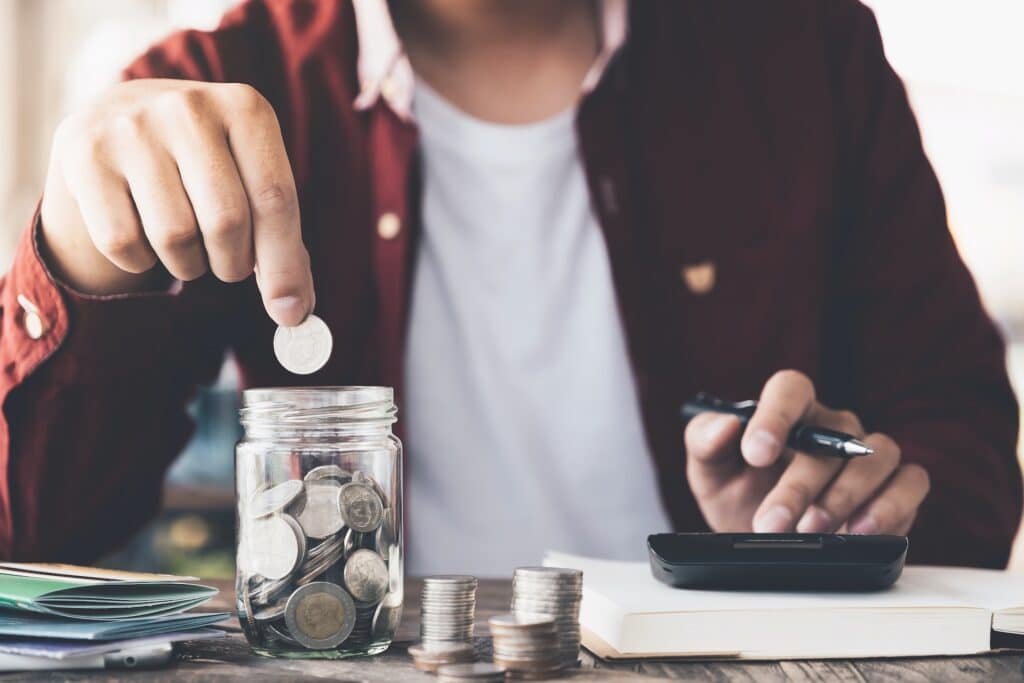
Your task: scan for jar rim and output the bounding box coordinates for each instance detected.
[242,386,393,408]
[240,386,396,429]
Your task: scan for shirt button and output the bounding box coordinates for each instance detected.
[681,261,716,295]
[377,212,401,240]
[17,294,47,339]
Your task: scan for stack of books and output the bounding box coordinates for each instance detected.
[0,563,228,671]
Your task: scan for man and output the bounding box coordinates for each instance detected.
[0,0,1019,574]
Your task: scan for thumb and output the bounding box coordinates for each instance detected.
[685,413,744,496]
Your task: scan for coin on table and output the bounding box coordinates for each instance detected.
[273,314,333,375]
[338,481,384,533]
[248,480,305,519]
[296,480,345,540]
[343,548,389,604]
[408,642,475,672]
[435,662,506,682]
[304,464,353,485]
[284,581,357,650]
[249,514,305,580]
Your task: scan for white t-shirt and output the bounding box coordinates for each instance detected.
[404,79,672,577]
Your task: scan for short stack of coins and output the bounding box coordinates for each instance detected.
[419,575,478,645]
[408,642,476,673]
[436,662,506,682]
[511,567,583,669]
[238,467,400,653]
[488,613,561,679]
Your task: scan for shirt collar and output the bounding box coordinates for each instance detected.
[351,0,629,121]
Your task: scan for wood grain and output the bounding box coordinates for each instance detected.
[0,578,1017,681]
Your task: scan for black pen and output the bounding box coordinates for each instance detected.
[680,392,874,458]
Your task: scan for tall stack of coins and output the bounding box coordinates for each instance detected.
[511,567,583,668]
[238,468,399,653]
[488,614,561,679]
[419,575,478,645]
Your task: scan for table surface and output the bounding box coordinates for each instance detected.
[1,578,1020,682]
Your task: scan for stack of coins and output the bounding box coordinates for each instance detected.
[239,468,400,653]
[436,662,506,682]
[419,575,478,645]
[488,614,561,679]
[511,567,583,668]
[408,642,476,673]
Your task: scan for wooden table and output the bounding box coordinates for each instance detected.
[2,579,1020,681]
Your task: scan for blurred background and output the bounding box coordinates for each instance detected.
[0,0,1021,576]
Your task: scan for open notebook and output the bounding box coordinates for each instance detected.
[545,552,1024,660]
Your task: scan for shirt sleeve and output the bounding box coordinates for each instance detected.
[0,1,281,560]
[825,1,1021,567]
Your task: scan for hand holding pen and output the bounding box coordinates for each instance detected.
[681,370,931,536]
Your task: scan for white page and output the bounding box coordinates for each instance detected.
[544,551,1024,613]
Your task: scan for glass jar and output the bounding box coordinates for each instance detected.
[235,387,403,658]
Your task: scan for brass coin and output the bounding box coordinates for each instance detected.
[284,581,356,650]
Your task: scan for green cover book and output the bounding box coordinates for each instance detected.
[0,564,218,621]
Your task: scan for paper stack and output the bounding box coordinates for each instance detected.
[0,563,228,671]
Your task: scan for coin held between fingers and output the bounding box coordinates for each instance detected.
[273,313,333,374]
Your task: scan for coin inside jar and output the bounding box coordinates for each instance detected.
[248,480,305,519]
[304,464,353,485]
[248,514,305,580]
[284,581,357,650]
[295,480,345,539]
[273,314,333,375]
[343,548,389,604]
[338,481,384,533]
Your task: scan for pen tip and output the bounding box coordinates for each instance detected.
[843,440,874,456]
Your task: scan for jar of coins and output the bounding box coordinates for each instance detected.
[235,387,403,658]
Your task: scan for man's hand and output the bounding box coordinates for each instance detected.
[40,79,313,326]
[685,370,930,534]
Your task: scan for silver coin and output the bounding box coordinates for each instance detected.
[352,470,389,507]
[371,596,403,640]
[248,514,304,580]
[338,482,384,533]
[284,581,356,650]
[250,574,292,606]
[304,465,353,485]
[267,622,301,647]
[343,548,389,604]
[238,577,262,640]
[295,481,345,540]
[248,480,305,519]
[253,601,287,622]
[273,313,333,375]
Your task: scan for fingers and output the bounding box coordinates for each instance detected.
[753,453,844,532]
[750,404,863,533]
[61,157,157,275]
[107,113,205,282]
[685,413,744,498]
[848,464,930,535]
[796,433,900,533]
[217,84,312,326]
[741,370,816,467]
[159,90,254,284]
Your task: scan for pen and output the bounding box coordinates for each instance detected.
[680,392,874,458]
